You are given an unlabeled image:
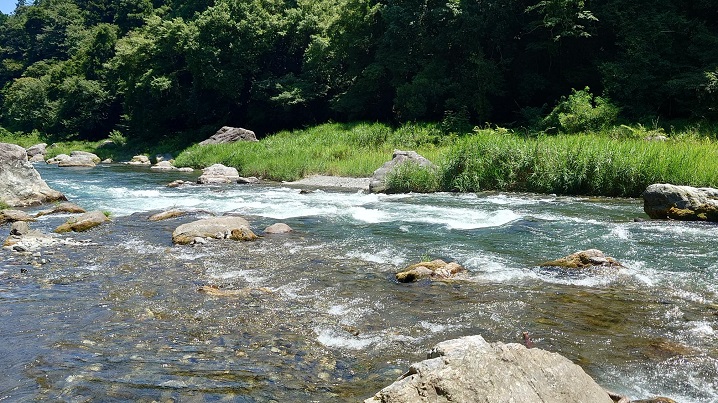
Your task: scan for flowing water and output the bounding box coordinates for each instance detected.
[1,164,717,402]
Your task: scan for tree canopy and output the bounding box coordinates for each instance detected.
[0,0,716,142]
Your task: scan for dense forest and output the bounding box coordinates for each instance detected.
[1,0,717,145]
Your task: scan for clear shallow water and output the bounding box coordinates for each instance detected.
[1,164,717,402]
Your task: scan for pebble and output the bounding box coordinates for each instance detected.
[12,245,28,252]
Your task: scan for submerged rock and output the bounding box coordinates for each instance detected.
[0,143,66,207]
[197,164,240,184]
[395,259,466,283]
[199,126,258,145]
[264,223,293,234]
[364,335,613,403]
[540,249,622,270]
[198,285,272,297]
[35,202,86,217]
[643,183,718,221]
[54,210,109,233]
[172,216,257,244]
[369,150,436,193]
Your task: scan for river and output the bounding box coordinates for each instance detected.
[1,163,717,402]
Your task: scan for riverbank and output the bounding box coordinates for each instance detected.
[4,122,718,198]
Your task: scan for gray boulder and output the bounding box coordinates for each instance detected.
[199,126,258,145]
[150,161,177,171]
[264,223,293,234]
[70,151,100,164]
[0,209,36,224]
[643,183,718,221]
[26,143,47,162]
[127,155,151,165]
[369,150,436,193]
[172,216,257,244]
[197,164,240,184]
[35,202,86,217]
[46,153,71,164]
[0,143,66,207]
[365,335,613,403]
[58,155,96,167]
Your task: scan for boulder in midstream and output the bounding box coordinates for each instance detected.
[172,216,257,244]
[643,183,718,221]
[395,259,466,282]
[54,211,110,233]
[540,249,622,270]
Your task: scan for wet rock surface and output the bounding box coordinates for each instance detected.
[54,210,110,233]
[540,249,622,270]
[35,202,86,217]
[365,335,613,403]
[643,183,718,221]
[395,259,466,282]
[172,216,257,244]
[264,223,293,234]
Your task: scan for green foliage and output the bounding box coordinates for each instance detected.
[0,200,9,210]
[385,163,440,194]
[542,87,619,133]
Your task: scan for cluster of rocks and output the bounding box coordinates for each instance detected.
[643,183,718,222]
[169,215,292,245]
[369,149,436,193]
[395,259,467,283]
[1,143,66,207]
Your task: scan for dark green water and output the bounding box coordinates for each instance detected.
[1,164,716,402]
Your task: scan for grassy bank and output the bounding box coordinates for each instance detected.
[4,122,718,198]
[175,122,718,197]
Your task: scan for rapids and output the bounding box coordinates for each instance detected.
[1,163,717,402]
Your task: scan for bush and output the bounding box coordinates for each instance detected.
[542,87,619,133]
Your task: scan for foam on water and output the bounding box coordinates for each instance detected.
[315,327,379,350]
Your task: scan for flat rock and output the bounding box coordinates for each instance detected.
[54,210,109,233]
[395,259,466,282]
[0,209,37,224]
[365,335,613,403]
[197,164,240,184]
[369,150,436,193]
[0,143,66,207]
[264,223,293,234]
[643,183,718,221]
[540,249,622,269]
[148,209,187,221]
[35,202,86,217]
[199,126,258,145]
[150,161,177,171]
[58,155,96,167]
[172,216,257,244]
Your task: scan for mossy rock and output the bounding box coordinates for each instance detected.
[54,211,109,233]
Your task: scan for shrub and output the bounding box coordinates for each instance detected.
[542,87,619,133]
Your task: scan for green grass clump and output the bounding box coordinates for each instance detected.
[385,162,440,193]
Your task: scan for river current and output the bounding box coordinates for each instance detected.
[1,164,717,402]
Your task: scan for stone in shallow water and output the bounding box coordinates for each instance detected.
[148,209,187,222]
[35,202,86,217]
[172,216,256,244]
[395,259,466,282]
[264,223,293,234]
[54,211,109,233]
[643,183,718,221]
[365,335,614,403]
[540,249,622,270]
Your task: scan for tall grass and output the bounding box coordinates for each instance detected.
[174,122,445,181]
[442,131,718,197]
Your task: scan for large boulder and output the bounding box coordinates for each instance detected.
[540,249,622,270]
[0,143,66,207]
[26,143,47,162]
[369,150,436,193]
[395,259,467,283]
[70,151,100,164]
[54,210,109,233]
[197,164,240,184]
[199,126,258,145]
[643,183,718,221]
[365,335,613,403]
[172,216,257,244]
[58,154,96,167]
